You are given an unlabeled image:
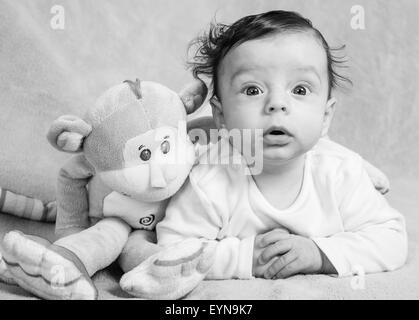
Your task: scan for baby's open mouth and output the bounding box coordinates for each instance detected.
[269,130,286,135]
[264,126,291,136]
[263,126,292,146]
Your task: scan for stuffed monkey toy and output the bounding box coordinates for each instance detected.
[0,79,216,299]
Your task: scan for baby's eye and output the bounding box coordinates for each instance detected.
[139,147,151,161]
[292,85,310,96]
[244,86,262,96]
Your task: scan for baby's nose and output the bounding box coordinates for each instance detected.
[266,105,288,113]
[264,92,290,114]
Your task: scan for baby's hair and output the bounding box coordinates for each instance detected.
[188,10,352,100]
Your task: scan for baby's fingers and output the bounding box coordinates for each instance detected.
[258,241,292,265]
[273,259,302,279]
[259,228,290,247]
[264,251,297,279]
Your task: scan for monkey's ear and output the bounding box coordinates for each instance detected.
[46,115,92,153]
[179,79,208,114]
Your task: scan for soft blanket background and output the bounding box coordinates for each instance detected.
[0,0,418,299]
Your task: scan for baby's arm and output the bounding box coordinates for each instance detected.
[55,154,95,238]
[315,137,390,194]
[311,155,407,276]
[157,176,254,280]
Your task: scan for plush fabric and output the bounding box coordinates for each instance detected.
[1,0,418,299]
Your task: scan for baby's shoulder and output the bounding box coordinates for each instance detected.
[309,138,364,185]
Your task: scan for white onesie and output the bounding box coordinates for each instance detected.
[156,138,408,279]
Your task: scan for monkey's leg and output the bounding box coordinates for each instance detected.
[118,229,160,273]
[120,239,216,300]
[1,218,130,299]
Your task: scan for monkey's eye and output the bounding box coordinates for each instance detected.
[139,148,151,161]
[161,140,170,154]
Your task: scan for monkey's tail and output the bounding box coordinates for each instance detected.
[0,187,56,222]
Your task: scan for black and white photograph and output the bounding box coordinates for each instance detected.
[0,0,418,304]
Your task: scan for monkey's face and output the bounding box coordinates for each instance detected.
[99,123,195,202]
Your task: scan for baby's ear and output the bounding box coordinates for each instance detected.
[179,79,208,114]
[321,97,337,137]
[46,115,92,153]
[209,96,225,129]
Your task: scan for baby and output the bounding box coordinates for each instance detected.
[156,10,408,280]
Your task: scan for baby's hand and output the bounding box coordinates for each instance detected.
[259,233,323,279]
[252,229,290,278]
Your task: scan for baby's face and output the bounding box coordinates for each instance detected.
[215,32,335,164]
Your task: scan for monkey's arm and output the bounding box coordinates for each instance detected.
[55,154,95,239]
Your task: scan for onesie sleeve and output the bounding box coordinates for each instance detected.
[156,171,255,280]
[311,155,408,277]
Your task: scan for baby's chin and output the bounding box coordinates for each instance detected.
[262,144,296,161]
[261,148,310,169]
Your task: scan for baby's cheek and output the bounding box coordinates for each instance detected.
[298,125,323,149]
[225,111,259,131]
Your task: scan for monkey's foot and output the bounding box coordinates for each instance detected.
[120,238,216,300]
[0,251,16,285]
[1,230,97,300]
